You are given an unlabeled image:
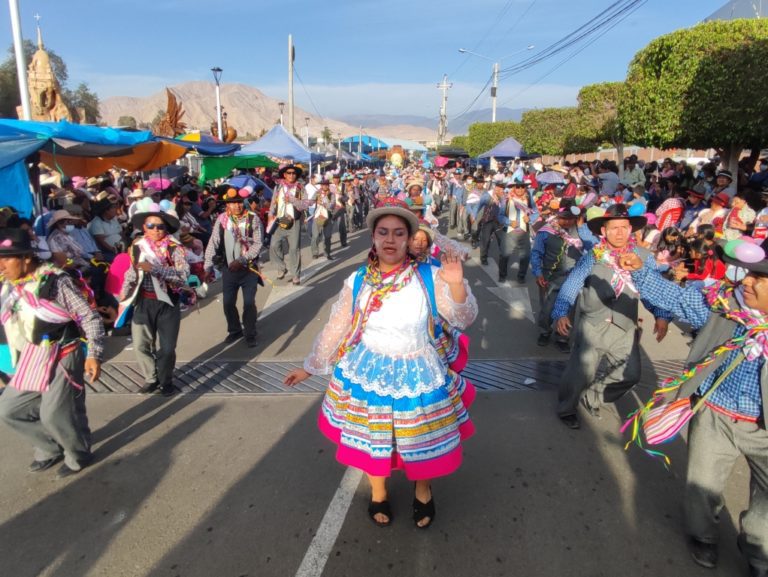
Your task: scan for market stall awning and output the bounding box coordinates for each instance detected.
[199,154,278,183]
[165,136,240,156]
[40,141,188,177]
[237,125,322,162]
[478,137,537,159]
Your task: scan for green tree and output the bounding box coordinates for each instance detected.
[518,107,583,158]
[449,135,468,150]
[321,126,333,144]
[462,121,522,157]
[573,82,625,173]
[117,115,138,129]
[619,19,768,183]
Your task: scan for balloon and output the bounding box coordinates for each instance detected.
[734,241,765,264]
[740,235,759,244]
[159,199,173,211]
[723,239,744,259]
[148,202,161,212]
[627,203,645,217]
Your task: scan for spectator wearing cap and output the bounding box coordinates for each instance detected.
[203,188,263,347]
[531,202,590,352]
[120,199,188,397]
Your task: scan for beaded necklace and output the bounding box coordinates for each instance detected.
[335,257,416,360]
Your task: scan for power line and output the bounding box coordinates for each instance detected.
[293,64,326,123]
[498,0,643,78]
[451,73,494,124]
[496,0,646,109]
[486,0,539,55]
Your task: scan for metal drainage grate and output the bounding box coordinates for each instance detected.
[93,359,569,394]
[92,358,687,395]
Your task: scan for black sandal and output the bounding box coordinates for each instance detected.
[413,491,435,529]
[368,500,393,527]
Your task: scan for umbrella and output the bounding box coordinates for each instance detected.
[537,171,566,185]
[144,177,172,190]
[225,174,273,200]
[177,133,222,144]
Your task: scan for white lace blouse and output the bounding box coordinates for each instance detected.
[304,265,478,397]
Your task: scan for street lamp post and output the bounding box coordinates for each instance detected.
[9,0,31,119]
[211,67,223,140]
[278,101,285,126]
[458,44,534,123]
[304,117,310,147]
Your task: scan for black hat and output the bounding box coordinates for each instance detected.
[0,228,37,256]
[587,203,647,235]
[278,164,303,178]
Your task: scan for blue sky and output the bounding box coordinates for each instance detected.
[1,0,728,119]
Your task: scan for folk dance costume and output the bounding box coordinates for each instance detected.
[121,200,189,395]
[269,165,312,283]
[531,209,589,348]
[203,189,264,344]
[310,184,335,259]
[0,230,104,474]
[305,259,478,479]
[497,185,539,283]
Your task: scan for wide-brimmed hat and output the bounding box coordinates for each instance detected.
[416,219,435,243]
[587,203,647,235]
[47,209,84,231]
[716,169,733,181]
[278,164,303,178]
[722,239,768,275]
[710,192,731,207]
[220,187,250,203]
[127,188,145,199]
[131,197,180,233]
[0,228,38,256]
[366,197,419,235]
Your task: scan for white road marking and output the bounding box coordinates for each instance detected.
[294,467,363,577]
[475,256,536,323]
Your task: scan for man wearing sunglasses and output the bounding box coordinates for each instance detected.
[121,201,188,397]
[269,165,312,285]
[204,188,263,347]
[619,245,768,577]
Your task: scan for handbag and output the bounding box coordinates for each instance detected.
[640,354,744,445]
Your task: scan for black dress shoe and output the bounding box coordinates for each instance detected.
[537,333,550,347]
[559,414,580,429]
[689,539,718,569]
[138,381,159,395]
[246,336,258,348]
[225,331,243,344]
[325,254,335,260]
[29,455,63,473]
[555,341,571,353]
[160,383,179,397]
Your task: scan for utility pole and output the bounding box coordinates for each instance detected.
[491,62,499,123]
[9,0,31,119]
[436,74,452,146]
[287,34,295,134]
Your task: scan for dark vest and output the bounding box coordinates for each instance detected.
[579,246,652,333]
[31,273,81,345]
[676,295,768,420]
[542,230,582,280]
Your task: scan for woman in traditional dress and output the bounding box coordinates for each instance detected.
[285,198,477,528]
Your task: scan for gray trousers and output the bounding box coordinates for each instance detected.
[131,297,181,387]
[685,408,768,572]
[498,230,531,280]
[537,275,569,342]
[311,218,333,257]
[0,346,91,469]
[557,319,641,416]
[270,220,302,279]
[222,267,259,338]
[449,199,465,234]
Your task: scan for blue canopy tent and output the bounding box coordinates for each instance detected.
[238,125,326,174]
[478,137,538,160]
[0,120,159,217]
[341,135,389,155]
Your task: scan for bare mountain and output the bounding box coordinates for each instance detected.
[100,82,442,143]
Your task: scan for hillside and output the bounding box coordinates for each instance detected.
[100,82,443,143]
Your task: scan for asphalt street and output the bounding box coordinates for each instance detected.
[0,221,754,577]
